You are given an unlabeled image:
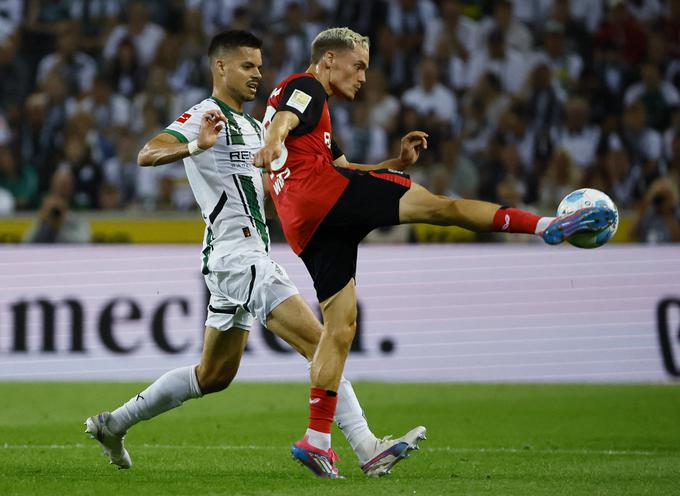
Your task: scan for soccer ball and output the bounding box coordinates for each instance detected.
[556,188,619,249]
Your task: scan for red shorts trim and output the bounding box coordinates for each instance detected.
[368,171,412,188]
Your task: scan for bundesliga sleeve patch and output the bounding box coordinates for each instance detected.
[175,112,192,124]
[286,89,312,113]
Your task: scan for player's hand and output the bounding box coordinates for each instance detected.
[197,110,227,150]
[398,131,428,169]
[253,141,281,171]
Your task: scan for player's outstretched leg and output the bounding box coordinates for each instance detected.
[84,327,247,469]
[399,183,615,243]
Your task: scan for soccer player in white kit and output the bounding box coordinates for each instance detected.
[84,30,425,478]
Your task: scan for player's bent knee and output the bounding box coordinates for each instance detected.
[196,365,237,394]
[325,321,357,350]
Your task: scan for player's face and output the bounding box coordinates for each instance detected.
[329,46,369,100]
[219,47,263,103]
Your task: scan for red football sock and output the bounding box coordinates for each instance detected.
[492,207,541,234]
[308,387,338,434]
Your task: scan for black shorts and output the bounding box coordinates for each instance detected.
[300,168,411,302]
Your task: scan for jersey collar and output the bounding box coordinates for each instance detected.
[211,96,243,115]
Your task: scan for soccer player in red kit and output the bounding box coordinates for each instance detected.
[254,27,615,479]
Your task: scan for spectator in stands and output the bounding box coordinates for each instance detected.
[130,65,185,134]
[595,0,647,67]
[58,132,103,210]
[387,0,435,64]
[466,28,530,94]
[478,0,533,53]
[661,0,680,59]
[535,20,584,95]
[495,104,536,174]
[105,37,146,98]
[273,1,320,71]
[71,75,131,138]
[0,145,38,210]
[186,0,250,38]
[23,167,91,243]
[549,0,593,59]
[402,58,457,133]
[36,20,97,96]
[436,138,479,199]
[371,26,409,94]
[424,0,477,61]
[550,97,601,169]
[0,35,30,127]
[103,1,165,67]
[602,148,636,209]
[153,34,207,97]
[539,150,582,210]
[103,131,140,208]
[624,63,680,131]
[0,0,22,44]
[25,72,73,193]
[65,0,122,53]
[365,69,400,134]
[344,103,388,165]
[626,0,664,24]
[663,109,680,163]
[630,177,680,243]
[475,72,512,131]
[611,101,663,172]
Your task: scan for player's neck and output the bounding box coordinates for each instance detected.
[306,65,333,96]
[211,90,243,113]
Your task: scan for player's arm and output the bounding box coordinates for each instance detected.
[253,111,300,170]
[333,131,429,171]
[138,110,226,167]
[254,77,327,171]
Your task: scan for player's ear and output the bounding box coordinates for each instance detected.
[324,51,334,68]
[215,58,226,75]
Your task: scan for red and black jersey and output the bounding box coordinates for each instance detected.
[263,73,348,255]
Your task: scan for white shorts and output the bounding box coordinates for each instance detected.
[204,253,298,331]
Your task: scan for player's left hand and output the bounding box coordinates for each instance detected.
[398,131,428,169]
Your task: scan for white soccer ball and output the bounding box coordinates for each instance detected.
[556,188,619,248]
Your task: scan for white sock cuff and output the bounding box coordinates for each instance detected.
[536,216,554,234]
[189,365,203,398]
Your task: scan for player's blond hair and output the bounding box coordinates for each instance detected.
[310,27,370,63]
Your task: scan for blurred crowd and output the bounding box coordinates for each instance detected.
[0,0,679,243]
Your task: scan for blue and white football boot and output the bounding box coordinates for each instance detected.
[542,207,616,245]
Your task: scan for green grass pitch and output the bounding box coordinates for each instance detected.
[1,382,679,495]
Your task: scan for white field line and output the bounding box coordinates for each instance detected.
[0,443,673,457]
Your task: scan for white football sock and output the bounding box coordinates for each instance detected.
[107,365,202,435]
[305,428,331,451]
[535,216,554,234]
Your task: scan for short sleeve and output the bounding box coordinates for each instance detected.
[163,107,204,143]
[276,76,328,136]
[330,139,344,160]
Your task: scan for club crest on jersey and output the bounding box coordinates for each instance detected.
[175,112,191,124]
[242,227,251,238]
[286,89,312,113]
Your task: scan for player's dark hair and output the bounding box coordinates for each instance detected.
[208,30,262,59]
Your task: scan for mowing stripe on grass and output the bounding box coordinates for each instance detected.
[1,443,673,457]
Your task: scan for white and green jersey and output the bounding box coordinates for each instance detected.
[163,96,269,274]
